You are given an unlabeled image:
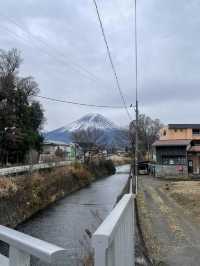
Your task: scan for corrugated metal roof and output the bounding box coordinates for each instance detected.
[152,139,191,146]
[168,124,200,129]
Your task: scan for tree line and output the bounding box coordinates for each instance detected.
[0,48,163,166]
[72,114,163,161]
[0,48,44,166]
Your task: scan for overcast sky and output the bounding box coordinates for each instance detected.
[1,0,200,130]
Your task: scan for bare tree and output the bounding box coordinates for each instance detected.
[130,114,163,160]
[72,128,103,146]
[0,48,21,76]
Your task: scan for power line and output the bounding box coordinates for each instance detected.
[0,24,33,48]
[36,95,126,109]
[0,13,132,112]
[0,13,114,89]
[0,9,133,115]
[92,0,132,121]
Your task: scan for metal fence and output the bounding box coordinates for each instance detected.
[0,160,78,177]
[154,164,187,178]
[92,194,135,266]
[0,225,68,266]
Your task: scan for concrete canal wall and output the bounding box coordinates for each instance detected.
[0,160,115,227]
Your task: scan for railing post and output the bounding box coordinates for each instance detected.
[93,194,135,266]
[93,238,107,266]
[132,196,135,265]
[9,247,30,266]
[129,178,133,194]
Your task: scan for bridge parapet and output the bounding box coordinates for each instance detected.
[92,194,135,266]
[0,225,68,266]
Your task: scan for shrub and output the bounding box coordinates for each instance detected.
[88,159,116,178]
[70,165,92,186]
[0,177,17,198]
[103,159,116,175]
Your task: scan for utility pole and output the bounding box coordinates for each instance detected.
[134,0,139,195]
[135,100,139,194]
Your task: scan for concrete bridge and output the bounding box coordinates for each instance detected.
[0,193,135,266]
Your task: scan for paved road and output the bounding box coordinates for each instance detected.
[138,175,200,266]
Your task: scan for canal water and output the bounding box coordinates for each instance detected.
[17,165,130,266]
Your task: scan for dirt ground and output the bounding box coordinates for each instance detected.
[137,176,200,266]
[165,181,200,223]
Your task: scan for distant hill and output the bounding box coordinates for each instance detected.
[45,113,129,149]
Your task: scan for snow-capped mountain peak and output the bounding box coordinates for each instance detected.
[45,113,128,148]
[61,113,118,132]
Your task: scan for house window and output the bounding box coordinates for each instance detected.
[162,156,186,165]
[192,129,200,135]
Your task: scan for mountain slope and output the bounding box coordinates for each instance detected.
[58,113,117,132]
[45,113,129,149]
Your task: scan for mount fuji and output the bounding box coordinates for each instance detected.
[45,113,129,149]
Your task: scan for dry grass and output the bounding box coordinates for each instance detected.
[136,192,162,262]
[0,160,113,203]
[164,181,200,222]
[0,164,91,203]
[70,164,92,179]
[0,160,115,228]
[110,155,131,166]
[83,256,93,266]
[0,177,18,197]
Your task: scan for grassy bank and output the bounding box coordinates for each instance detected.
[109,155,132,166]
[0,159,115,227]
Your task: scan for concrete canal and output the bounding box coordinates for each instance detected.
[17,165,130,265]
[0,164,150,265]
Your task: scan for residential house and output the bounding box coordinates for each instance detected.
[40,140,82,162]
[153,124,200,176]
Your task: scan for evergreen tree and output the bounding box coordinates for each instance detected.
[0,48,44,165]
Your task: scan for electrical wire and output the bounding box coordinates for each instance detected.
[36,95,126,109]
[0,13,114,89]
[92,0,132,121]
[0,9,133,115]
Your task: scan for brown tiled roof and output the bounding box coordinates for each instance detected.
[189,146,200,152]
[152,139,191,147]
[169,124,200,129]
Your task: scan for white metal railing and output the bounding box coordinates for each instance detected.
[0,160,80,176]
[0,225,68,266]
[92,194,135,266]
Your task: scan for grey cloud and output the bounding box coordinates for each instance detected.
[0,0,200,130]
